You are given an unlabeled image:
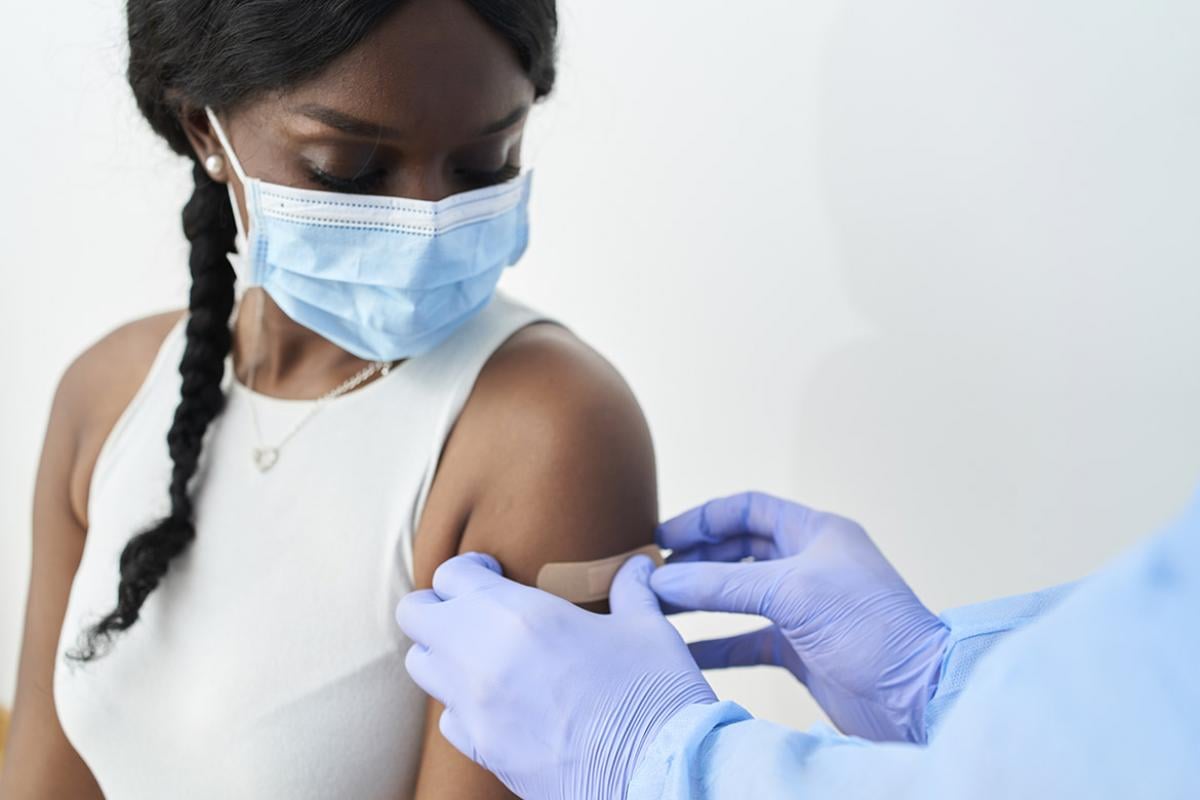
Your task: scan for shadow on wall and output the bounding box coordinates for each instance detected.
[794,0,1200,596]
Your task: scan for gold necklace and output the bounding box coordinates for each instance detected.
[241,291,394,472]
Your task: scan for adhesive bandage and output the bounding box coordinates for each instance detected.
[535,545,665,604]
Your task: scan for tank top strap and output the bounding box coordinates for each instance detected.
[87,312,189,520]
[397,291,555,579]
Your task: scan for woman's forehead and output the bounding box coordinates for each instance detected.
[266,0,534,142]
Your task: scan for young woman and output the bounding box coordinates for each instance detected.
[0,1,657,797]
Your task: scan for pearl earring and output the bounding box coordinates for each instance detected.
[204,153,226,178]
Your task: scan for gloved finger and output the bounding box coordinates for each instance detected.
[431,552,506,600]
[404,643,451,706]
[664,534,780,564]
[650,560,786,618]
[395,589,445,646]
[438,708,478,764]
[608,554,661,616]
[689,625,796,672]
[656,492,785,551]
[657,596,694,616]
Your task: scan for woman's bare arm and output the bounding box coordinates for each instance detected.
[410,323,658,800]
[2,352,106,797]
[0,312,183,798]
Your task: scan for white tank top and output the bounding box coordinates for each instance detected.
[53,292,548,800]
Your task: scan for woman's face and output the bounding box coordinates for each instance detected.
[187,0,537,223]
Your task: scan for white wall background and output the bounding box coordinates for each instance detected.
[3,0,1199,735]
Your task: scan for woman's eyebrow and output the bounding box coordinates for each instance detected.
[478,106,528,135]
[292,103,529,139]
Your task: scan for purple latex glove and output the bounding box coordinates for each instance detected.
[396,552,716,800]
[654,492,950,743]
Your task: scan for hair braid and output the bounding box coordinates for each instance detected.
[68,161,236,660]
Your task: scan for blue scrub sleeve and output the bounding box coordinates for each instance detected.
[628,586,1078,799]
[627,490,1200,800]
[923,581,1077,738]
[628,702,880,800]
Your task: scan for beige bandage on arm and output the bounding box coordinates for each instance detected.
[535,544,665,604]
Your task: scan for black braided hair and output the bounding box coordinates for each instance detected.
[67,0,558,662]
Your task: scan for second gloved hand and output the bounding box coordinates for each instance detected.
[654,492,950,743]
[396,552,716,800]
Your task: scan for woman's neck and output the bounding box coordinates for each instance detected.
[230,288,379,400]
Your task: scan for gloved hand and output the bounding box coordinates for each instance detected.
[653,492,950,743]
[395,552,717,800]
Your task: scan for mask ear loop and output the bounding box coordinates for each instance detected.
[204,105,249,184]
[204,106,256,298]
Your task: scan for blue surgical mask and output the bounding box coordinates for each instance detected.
[204,105,532,361]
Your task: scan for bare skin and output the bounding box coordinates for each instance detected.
[1,1,657,798]
[0,310,183,799]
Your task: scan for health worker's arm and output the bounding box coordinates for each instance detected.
[409,322,658,800]
[630,497,1200,800]
[923,581,1076,736]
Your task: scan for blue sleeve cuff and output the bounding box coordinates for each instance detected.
[628,702,875,799]
[923,581,1078,739]
[627,701,752,800]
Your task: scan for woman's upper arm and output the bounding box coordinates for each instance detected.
[1,347,106,797]
[410,323,658,800]
[1,311,181,798]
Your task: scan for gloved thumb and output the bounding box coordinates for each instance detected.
[650,560,785,618]
[608,554,661,616]
[432,552,506,600]
[689,625,807,681]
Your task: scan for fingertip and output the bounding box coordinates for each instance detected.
[610,554,660,615]
[653,521,673,549]
[611,554,654,594]
[404,641,429,671]
[655,505,704,549]
[432,552,506,600]
[455,551,504,575]
[395,589,439,632]
[624,553,656,577]
[403,642,444,704]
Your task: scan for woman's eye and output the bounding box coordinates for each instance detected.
[304,162,520,194]
[305,165,387,193]
[456,163,521,188]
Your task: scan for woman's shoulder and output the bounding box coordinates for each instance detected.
[60,308,188,528]
[480,321,639,416]
[413,320,658,588]
[469,321,650,464]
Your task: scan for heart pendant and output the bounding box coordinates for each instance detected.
[252,446,279,472]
